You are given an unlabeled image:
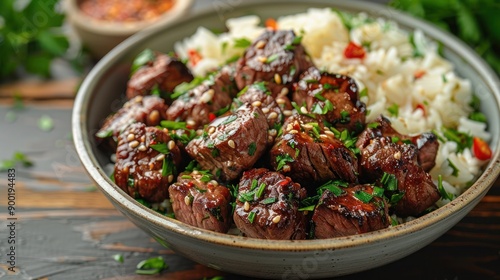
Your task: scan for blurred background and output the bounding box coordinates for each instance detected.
[0,0,499,85]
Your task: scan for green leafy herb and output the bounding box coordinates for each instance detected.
[171,76,206,99]
[38,115,54,132]
[0,151,33,171]
[248,142,257,156]
[440,127,473,153]
[373,186,385,197]
[233,38,252,48]
[222,115,238,125]
[161,120,187,130]
[387,103,399,117]
[150,143,170,154]
[276,154,294,171]
[135,256,167,275]
[112,254,124,264]
[380,172,398,191]
[247,211,256,223]
[447,159,460,177]
[354,190,373,203]
[437,174,454,201]
[266,53,279,63]
[131,49,155,74]
[256,183,267,198]
[389,192,405,204]
[260,197,277,205]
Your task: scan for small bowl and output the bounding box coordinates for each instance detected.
[72,0,500,278]
[64,0,193,58]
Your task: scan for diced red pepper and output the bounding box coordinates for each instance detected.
[415,103,426,116]
[472,137,492,161]
[187,49,202,67]
[414,70,426,79]
[265,18,278,30]
[344,42,365,59]
[208,113,217,122]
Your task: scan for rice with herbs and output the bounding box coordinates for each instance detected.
[174,8,491,209]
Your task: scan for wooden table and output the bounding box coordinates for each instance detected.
[0,77,499,280]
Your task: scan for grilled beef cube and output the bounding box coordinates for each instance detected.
[213,64,239,98]
[234,82,291,143]
[312,184,390,239]
[96,95,168,141]
[126,51,193,99]
[269,114,358,189]
[169,171,232,233]
[114,123,183,203]
[166,73,233,130]
[357,115,439,172]
[293,67,366,134]
[185,103,269,182]
[358,137,440,217]
[233,168,307,240]
[235,30,313,96]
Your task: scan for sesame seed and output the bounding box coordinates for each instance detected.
[196,129,204,136]
[148,110,160,124]
[149,163,155,170]
[208,126,216,135]
[135,96,143,103]
[289,129,299,134]
[140,135,146,142]
[126,133,135,141]
[324,130,335,137]
[262,108,270,114]
[282,165,291,172]
[156,154,165,161]
[269,129,277,137]
[129,140,139,148]
[192,170,199,175]
[168,175,174,183]
[228,139,236,149]
[286,123,293,131]
[184,196,191,206]
[187,120,196,127]
[168,140,176,150]
[320,134,329,140]
[268,112,278,119]
[243,201,250,211]
[272,215,281,224]
[200,89,215,103]
[274,73,282,85]
[268,135,274,143]
[283,110,293,117]
[138,145,147,152]
[302,123,313,129]
[257,56,267,63]
[251,101,262,107]
[280,87,289,96]
[300,107,309,114]
[276,98,286,104]
[394,151,402,160]
[255,40,266,49]
[209,180,219,187]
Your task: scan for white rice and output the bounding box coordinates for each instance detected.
[174,8,492,204]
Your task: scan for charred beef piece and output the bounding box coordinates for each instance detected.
[269,114,358,189]
[235,30,313,96]
[293,67,366,134]
[234,82,292,143]
[96,95,168,141]
[358,137,440,217]
[166,72,234,130]
[233,168,307,240]
[169,171,232,233]
[185,103,269,182]
[126,51,194,99]
[114,123,183,203]
[356,115,439,172]
[312,184,390,238]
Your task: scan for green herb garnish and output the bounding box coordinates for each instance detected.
[135,256,167,275]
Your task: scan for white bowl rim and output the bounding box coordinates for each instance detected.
[73,0,500,251]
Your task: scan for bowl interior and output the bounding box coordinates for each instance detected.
[73,0,500,272]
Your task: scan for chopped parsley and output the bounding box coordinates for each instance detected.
[248,142,257,156]
[266,53,279,63]
[387,103,399,117]
[160,120,187,130]
[380,172,398,191]
[150,143,170,154]
[135,256,167,275]
[354,190,373,203]
[276,154,294,171]
[233,38,252,48]
[437,174,454,200]
[247,211,256,223]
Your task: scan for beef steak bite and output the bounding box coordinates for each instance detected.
[126,51,194,100]
[269,114,358,189]
[96,95,168,141]
[356,115,439,172]
[233,168,307,240]
[358,137,440,217]
[114,122,183,203]
[166,71,234,130]
[312,184,390,239]
[185,103,269,182]
[235,29,314,96]
[169,170,232,233]
[293,67,366,134]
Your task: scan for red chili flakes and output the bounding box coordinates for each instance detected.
[344,42,365,59]
[265,18,278,30]
[187,49,203,67]
[414,70,426,79]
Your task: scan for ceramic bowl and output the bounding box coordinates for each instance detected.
[64,0,193,58]
[72,0,500,278]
